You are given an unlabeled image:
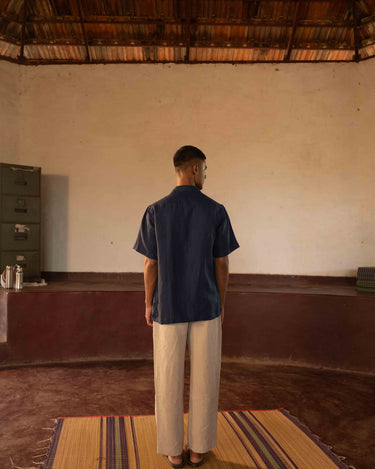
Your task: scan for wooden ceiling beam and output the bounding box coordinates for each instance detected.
[3,57,355,66]
[77,0,90,62]
[351,0,361,61]
[361,14,375,24]
[0,12,360,28]
[184,0,191,62]
[18,0,27,62]
[284,0,302,61]
[20,37,356,51]
[25,17,356,28]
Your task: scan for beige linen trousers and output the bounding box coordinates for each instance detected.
[152,314,222,456]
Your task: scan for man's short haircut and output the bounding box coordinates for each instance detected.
[173,145,206,170]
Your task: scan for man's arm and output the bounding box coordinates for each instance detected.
[144,257,158,305]
[144,257,158,326]
[215,255,229,323]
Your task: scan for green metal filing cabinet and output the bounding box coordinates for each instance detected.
[0,163,41,282]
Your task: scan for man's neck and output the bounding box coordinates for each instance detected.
[176,180,195,186]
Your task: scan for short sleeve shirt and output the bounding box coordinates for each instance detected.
[133,185,240,324]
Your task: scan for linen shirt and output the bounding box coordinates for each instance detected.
[133,185,240,324]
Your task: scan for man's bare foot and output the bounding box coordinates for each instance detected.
[168,454,183,464]
[190,449,204,464]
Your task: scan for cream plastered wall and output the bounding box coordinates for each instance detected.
[1,60,374,275]
[0,61,19,163]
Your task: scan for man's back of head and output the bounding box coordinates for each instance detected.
[173,145,207,190]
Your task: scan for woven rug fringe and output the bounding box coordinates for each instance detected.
[9,455,42,469]
[34,418,59,468]
[280,409,356,469]
[9,418,59,469]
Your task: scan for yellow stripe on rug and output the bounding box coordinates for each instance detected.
[42,409,352,469]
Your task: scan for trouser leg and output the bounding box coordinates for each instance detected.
[187,314,222,453]
[153,320,188,455]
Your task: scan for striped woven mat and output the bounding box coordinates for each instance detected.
[42,409,352,469]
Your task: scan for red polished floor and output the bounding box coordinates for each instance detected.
[0,357,374,469]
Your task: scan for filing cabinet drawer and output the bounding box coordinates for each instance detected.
[1,251,40,281]
[0,165,41,196]
[1,195,41,223]
[0,163,42,282]
[0,223,40,250]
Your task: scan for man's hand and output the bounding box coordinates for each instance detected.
[145,304,153,327]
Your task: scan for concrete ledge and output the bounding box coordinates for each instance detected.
[0,277,374,372]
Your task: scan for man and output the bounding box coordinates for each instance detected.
[133,145,239,468]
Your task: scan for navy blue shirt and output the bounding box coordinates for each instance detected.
[133,185,240,324]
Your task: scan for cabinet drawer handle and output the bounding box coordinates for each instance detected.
[15,208,28,213]
[15,180,28,186]
[10,167,38,172]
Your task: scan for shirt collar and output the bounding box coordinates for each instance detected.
[172,185,201,192]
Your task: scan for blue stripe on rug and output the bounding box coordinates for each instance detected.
[229,410,282,469]
[221,411,260,468]
[247,410,299,469]
[130,416,140,469]
[119,416,129,469]
[106,416,116,469]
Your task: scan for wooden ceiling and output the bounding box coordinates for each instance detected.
[0,0,375,65]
